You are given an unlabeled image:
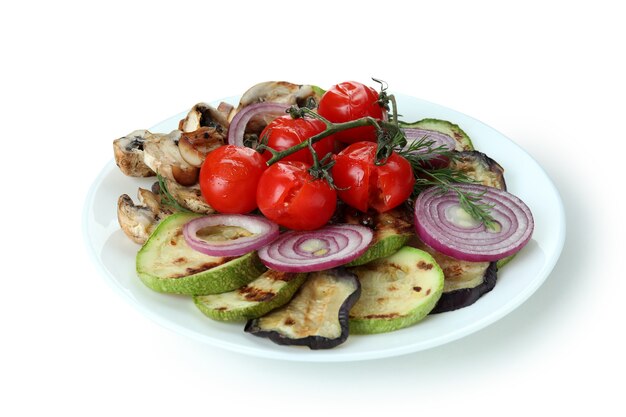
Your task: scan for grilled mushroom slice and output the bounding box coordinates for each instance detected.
[117,188,174,244]
[178,102,230,133]
[177,103,230,167]
[158,178,214,214]
[228,81,324,134]
[142,130,199,186]
[178,127,225,167]
[113,130,155,177]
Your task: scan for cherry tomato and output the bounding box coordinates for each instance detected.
[257,161,337,230]
[199,145,267,214]
[259,115,335,165]
[317,81,386,144]
[332,142,415,213]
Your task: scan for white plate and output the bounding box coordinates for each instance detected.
[83,94,565,362]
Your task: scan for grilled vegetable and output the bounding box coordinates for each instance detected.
[414,183,534,262]
[244,268,361,349]
[257,224,373,273]
[337,206,414,266]
[410,150,511,312]
[400,118,474,151]
[411,237,497,313]
[449,151,506,190]
[136,212,266,295]
[348,246,444,334]
[194,270,306,321]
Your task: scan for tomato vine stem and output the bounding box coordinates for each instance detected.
[265,107,383,166]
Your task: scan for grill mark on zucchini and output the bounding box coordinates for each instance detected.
[193,270,306,321]
[417,261,433,270]
[239,285,276,302]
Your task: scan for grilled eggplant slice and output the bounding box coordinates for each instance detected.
[348,246,444,334]
[194,271,306,321]
[245,268,361,349]
[411,237,497,313]
[136,212,266,295]
[449,150,507,190]
[400,118,474,151]
[336,206,414,266]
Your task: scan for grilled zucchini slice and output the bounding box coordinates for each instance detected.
[245,268,361,349]
[194,270,306,321]
[136,212,266,295]
[336,206,414,266]
[348,246,444,334]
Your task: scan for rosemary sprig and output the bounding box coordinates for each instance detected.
[157,174,192,213]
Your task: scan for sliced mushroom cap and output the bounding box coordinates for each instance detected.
[233,81,322,114]
[117,188,174,244]
[113,130,155,177]
[142,130,199,186]
[178,127,225,167]
[179,102,230,133]
[228,82,324,133]
[160,178,215,214]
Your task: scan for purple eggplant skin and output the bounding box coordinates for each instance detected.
[430,262,497,314]
[244,268,361,350]
[450,151,507,191]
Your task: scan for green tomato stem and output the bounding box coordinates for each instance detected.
[265,108,383,166]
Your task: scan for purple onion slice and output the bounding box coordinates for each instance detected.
[258,224,374,272]
[227,102,290,146]
[402,128,456,153]
[183,214,279,257]
[414,184,534,262]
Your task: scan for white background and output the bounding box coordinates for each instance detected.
[1,0,623,415]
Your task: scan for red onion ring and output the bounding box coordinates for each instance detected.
[402,128,456,153]
[227,102,290,146]
[183,214,279,257]
[258,224,373,272]
[414,184,534,262]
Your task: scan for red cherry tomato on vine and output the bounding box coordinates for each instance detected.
[257,161,337,230]
[259,115,335,165]
[317,81,386,144]
[199,145,267,214]
[332,141,415,213]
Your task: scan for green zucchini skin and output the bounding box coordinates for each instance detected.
[193,271,307,321]
[136,212,267,295]
[347,233,411,267]
[400,118,474,151]
[244,268,361,350]
[348,246,444,334]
